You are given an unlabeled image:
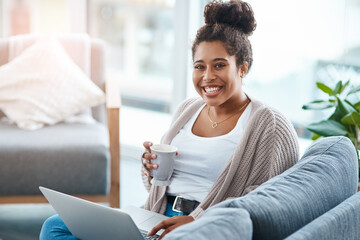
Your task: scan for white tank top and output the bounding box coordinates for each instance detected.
[167,102,252,202]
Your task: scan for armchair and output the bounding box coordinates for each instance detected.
[0,34,121,208]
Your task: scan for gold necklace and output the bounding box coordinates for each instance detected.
[207,99,250,128]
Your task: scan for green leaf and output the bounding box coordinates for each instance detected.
[316,82,333,95]
[307,120,348,137]
[344,100,358,112]
[333,81,342,95]
[341,111,360,125]
[302,100,336,110]
[330,97,357,122]
[347,85,360,96]
[340,80,350,94]
[311,133,321,140]
[354,101,360,110]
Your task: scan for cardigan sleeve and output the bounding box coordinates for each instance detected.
[240,109,299,197]
[141,166,152,192]
[240,109,299,196]
[267,110,299,178]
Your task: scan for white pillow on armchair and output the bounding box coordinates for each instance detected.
[0,37,105,130]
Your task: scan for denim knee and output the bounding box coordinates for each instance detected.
[39,214,78,240]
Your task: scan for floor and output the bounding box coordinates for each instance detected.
[0,157,148,240]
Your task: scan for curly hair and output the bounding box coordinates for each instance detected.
[192,0,257,71]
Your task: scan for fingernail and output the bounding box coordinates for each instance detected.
[154,165,158,169]
[152,154,156,158]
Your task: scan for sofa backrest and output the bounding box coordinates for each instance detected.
[89,38,106,124]
[285,191,360,240]
[215,136,358,240]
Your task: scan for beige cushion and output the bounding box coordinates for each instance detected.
[0,37,105,130]
[7,33,91,76]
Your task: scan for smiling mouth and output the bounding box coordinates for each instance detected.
[203,86,223,94]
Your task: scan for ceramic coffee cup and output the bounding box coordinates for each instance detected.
[150,144,177,186]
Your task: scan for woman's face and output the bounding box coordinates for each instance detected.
[192,41,243,108]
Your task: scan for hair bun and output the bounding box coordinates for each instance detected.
[204,0,257,35]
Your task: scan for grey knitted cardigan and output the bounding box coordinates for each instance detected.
[142,96,299,219]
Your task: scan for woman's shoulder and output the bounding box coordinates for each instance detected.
[178,97,204,109]
[248,96,292,126]
[247,97,298,148]
[170,97,204,123]
[174,97,204,114]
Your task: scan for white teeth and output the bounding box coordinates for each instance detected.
[204,87,221,93]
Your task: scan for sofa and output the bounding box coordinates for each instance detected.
[165,136,360,240]
[0,34,120,208]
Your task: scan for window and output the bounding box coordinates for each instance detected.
[87,0,206,153]
[88,0,175,112]
[88,0,206,113]
[0,0,87,35]
[234,0,360,137]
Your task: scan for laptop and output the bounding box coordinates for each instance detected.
[39,186,168,240]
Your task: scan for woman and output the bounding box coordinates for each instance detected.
[40,0,299,239]
[142,0,299,239]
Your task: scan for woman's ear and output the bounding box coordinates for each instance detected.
[240,62,249,78]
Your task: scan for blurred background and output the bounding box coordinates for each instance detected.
[1,0,359,153]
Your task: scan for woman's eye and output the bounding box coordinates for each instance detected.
[215,63,225,68]
[194,65,204,70]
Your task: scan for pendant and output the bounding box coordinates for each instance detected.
[211,122,218,128]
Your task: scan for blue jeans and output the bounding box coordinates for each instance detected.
[39,214,78,240]
[39,203,188,240]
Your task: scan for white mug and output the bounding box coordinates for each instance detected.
[150,144,177,186]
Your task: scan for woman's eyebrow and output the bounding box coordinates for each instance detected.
[193,60,204,64]
[193,58,228,64]
[213,58,228,62]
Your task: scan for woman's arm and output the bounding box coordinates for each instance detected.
[240,108,299,196]
[267,110,300,178]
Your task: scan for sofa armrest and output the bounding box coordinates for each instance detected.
[106,76,121,208]
[285,191,360,240]
[106,76,121,109]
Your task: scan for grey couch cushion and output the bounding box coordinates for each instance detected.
[165,208,252,240]
[191,136,358,240]
[0,122,109,195]
[286,191,360,240]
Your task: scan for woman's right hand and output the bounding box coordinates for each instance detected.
[142,141,158,177]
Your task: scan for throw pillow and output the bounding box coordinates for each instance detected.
[164,208,253,240]
[0,37,105,130]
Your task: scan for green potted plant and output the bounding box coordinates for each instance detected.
[302,80,360,182]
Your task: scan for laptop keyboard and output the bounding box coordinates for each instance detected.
[140,230,159,240]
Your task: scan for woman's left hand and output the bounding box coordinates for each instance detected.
[147,215,194,239]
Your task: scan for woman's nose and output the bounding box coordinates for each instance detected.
[203,68,215,82]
